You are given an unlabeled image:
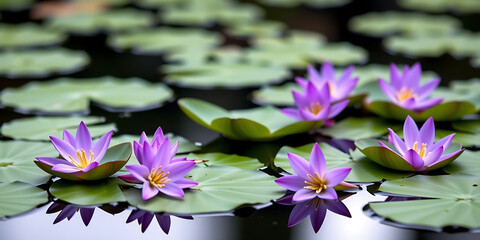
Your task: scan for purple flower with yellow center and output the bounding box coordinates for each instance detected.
[378,63,443,112]
[35,121,114,175]
[275,143,351,202]
[296,62,358,102]
[281,82,349,123]
[120,131,198,200]
[356,116,464,171]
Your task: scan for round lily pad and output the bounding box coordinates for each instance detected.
[452,119,480,134]
[316,117,395,141]
[0,140,57,185]
[0,182,48,218]
[349,11,461,37]
[451,78,480,94]
[46,8,156,35]
[35,142,132,181]
[161,1,264,27]
[251,82,301,106]
[1,116,116,141]
[306,42,368,66]
[107,27,222,56]
[259,0,352,8]
[0,23,66,49]
[226,20,287,38]
[0,48,89,79]
[187,152,264,169]
[443,150,480,175]
[398,0,480,13]
[274,142,412,182]
[164,62,290,88]
[50,178,126,205]
[0,76,174,114]
[123,165,284,214]
[0,0,33,11]
[178,98,324,141]
[369,175,480,229]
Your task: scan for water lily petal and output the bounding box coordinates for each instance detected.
[378,79,398,103]
[423,146,444,167]
[292,89,309,108]
[133,141,143,164]
[337,65,354,86]
[315,83,331,105]
[295,76,308,89]
[389,63,402,89]
[320,62,335,82]
[287,152,310,176]
[51,163,81,173]
[151,138,172,169]
[63,130,76,146]
[431,133,455,151]
[324,167,351,187]
[165,161,196,180]
[139,132,149,145]
[275,175,306,191]
[118,173,142,183]
[173,178,198,188]
[156,215,171,234]
[327,100,349,119]
[325,200,351,217]
[417,78,440,100]
[404,149,425,170]
[142,181,159,200]
[50,136,79,162]
[170,141,179,159]
[82,161,99,172]
[36,157,67,166]
[293,188,317,202]
[80,208,95,226]
[403,116,419,148]
[310,143,327,175]
[126,210,144,223]
[335,77,358,101]
[287,200,312,227]
[75,121,93,151]
[405,63,421,89]
[388,128,407,155]
[315,187,338,200]
[171,157,188,163]
[417,117,435,146]
[91,130,113,163]
[140,212,154,233]
[409,97,443,112]
[310,204,327,233]
[126,164,150,182]
[439,149,465,162]
[53,205,77,224]
[308,65,323,83]
[159,182,185,198]
[299,106,330,121]
[153,127,165,143]
[280,108,302,121]
[141,141,155,169]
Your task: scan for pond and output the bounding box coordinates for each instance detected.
[1,0,480,240]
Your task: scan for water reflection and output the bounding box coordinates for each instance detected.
[46,201,125,226]
[277,193,352,232]
[126,209,193,234]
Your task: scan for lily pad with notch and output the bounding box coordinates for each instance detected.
[187,152,264,170]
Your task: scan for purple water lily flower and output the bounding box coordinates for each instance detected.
[127,209,193,233]
[36,121,113,174]
[380,116,464,171]
[134,127,187,164]
[281,82,349,123]
[46,202,95,226]
[120,129,198,200]
[275,143,351,202]
[277,193,351,233]
[296,62,358,102]
[378,63,443,112]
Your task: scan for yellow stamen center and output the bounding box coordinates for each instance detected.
[412,141,428,159]
[148,167,171,188]
[397,87,416,102]
[305,102,324,115]
[304,173,327,194]
[68,149,94,169]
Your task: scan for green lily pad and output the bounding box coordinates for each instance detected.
[0,182,48,218]
[123,165,284,214]
[0,141,57,185]
[369,175,480,229]
[317,117,394,141]
[35,142,132,181]
[349,11,461,37]
[0,0,33,11]
[398,0,480,13]
[226,21,287,38]
[472,56,480,68]
[355,138,463,171]
[178,98,324,141]
[50,178,126,205]
[46,9,156,35]
[274,142,412,182]
[0,76,174,114]
[161,1,264,27]
[164,62,290,88]
[187,152,264,169]
[0,23,66,49]
[306,42,368,66]
[443,150,480,175]
[246,30,326,68]
[251,82,300,106]
[451,78,480,94]
[0,48,89,79]
[108,27,222,56]
[259,0,352,8]
[435,129,480,148]
[1,116,116,141]
[452,119,480,134]
[384,32,480,58]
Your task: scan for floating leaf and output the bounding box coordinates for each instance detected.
[434,129,480,148]
[0,23,66,49]
[0,76,174,114]
[50,178,126,205]
[306,42,368,66]
[0,182,48,218]
[226,21,286,38]
[369,175,480,229]
[443,150,480,175]
[0,141,57,185]
[452,119,480,134]
[259,0,352,8]
[164,62,290,88]
[317,117,394,140]
[35,142,132,181]
[349,11,461,37]
[451,78,480,94]
[251,82,300,106]
[187,152,264,169]
[178,98,324,141]
[108,27,222,55]
[124,165,284,214]
[398,0,480,13]
[46,9,155,35]
[274,142,412,182]
[1,116,116,141]
[0,48,89,79]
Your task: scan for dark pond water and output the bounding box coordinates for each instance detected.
[1,0,480,239]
